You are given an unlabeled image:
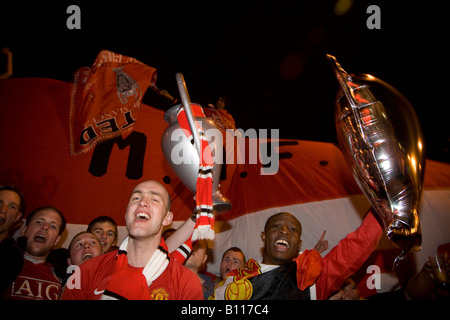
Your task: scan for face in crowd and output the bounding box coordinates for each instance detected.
[68,231,103,266]
[125,180,173,241]
[0,188,23,240]
[260,212,303,265]
[23,207,65,259]
[89,221,117,253]
[220,248,246,279]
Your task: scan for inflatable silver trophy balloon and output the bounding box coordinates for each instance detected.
[161,73,232,213]
[327,54,425,264]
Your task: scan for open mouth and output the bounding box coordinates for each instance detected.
[274,239,290,251]
[34,234,46,243]
[82,253,93,261]
[136,212,150,220]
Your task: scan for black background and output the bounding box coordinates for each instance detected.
[1,1,448,163]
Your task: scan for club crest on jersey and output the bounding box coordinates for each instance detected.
[150,287,169,300]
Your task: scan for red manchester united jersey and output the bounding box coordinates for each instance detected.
[61,250,203,300]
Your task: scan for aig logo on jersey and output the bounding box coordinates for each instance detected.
[150,287,169,300]
[10,276,61,300]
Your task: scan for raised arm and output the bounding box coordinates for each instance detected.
[165,217,195,253]
[315,210,383,300]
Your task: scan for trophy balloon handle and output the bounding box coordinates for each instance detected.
[392,250,408,270]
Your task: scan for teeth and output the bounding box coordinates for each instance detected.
[34,235,46,242]
[275,239,289,247]
[137,213,150,220]
[83,253,93,261]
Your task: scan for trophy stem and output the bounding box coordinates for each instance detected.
[175,73,202,157]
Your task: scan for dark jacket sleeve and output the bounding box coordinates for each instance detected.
[0,238,24,296]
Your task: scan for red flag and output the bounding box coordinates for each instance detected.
[69,50,157,156]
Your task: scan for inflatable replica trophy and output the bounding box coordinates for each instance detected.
[327,55,425,266]
[161,73,232,240]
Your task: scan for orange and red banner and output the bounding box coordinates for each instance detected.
[70,50,157,156]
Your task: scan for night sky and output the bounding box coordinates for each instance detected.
[1,1,448,163]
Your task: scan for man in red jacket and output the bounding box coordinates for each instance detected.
[62,180,203,300]
[210,210,383,300]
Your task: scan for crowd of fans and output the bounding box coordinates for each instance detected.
[1,183,448,300]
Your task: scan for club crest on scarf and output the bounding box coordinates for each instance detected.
[114,66,142,104]
[225,278,253,300]
[209,258,261,300]
[69,50,157,156]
